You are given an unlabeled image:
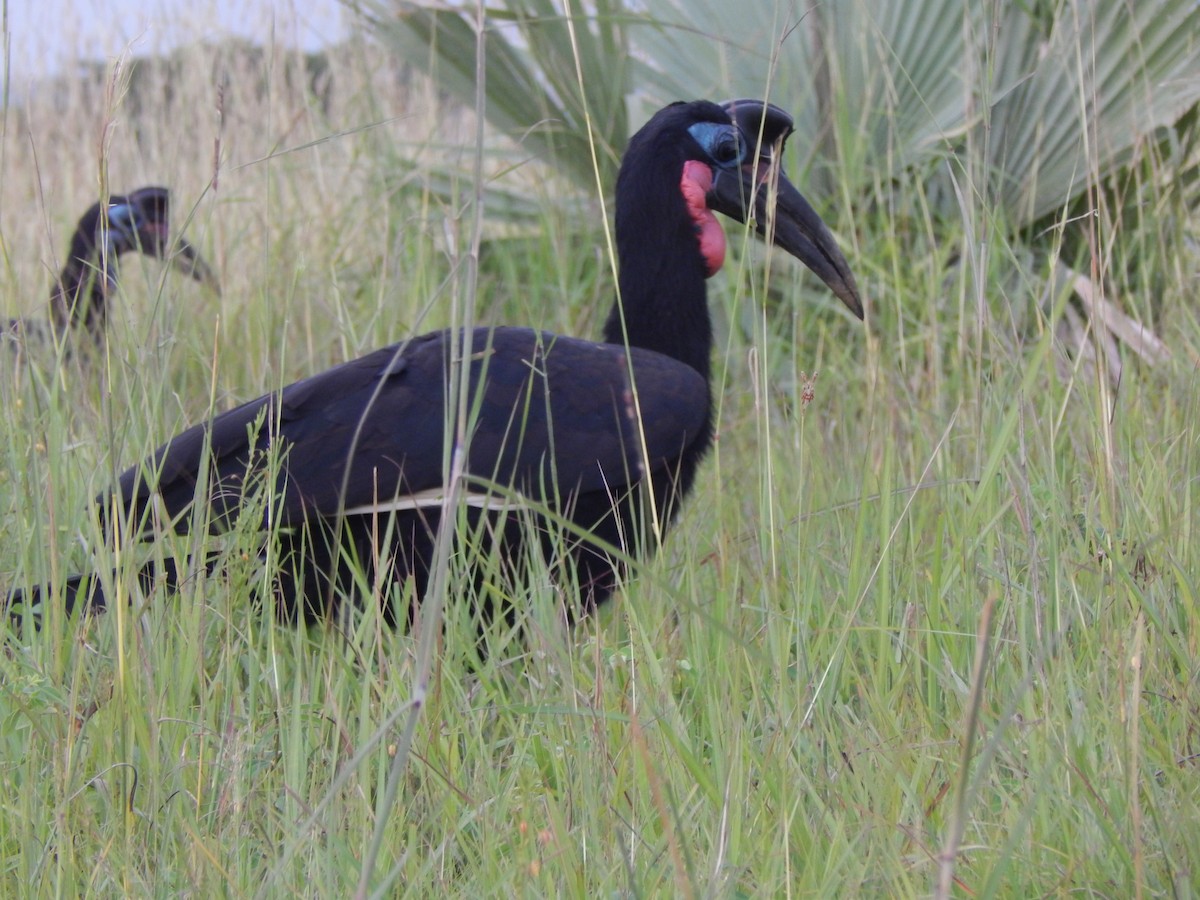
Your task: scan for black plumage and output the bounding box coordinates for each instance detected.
[8,100,861,630]
[3,187,218,345]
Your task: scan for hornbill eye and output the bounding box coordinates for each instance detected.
[712,133,741,165]
[687,122,744,169]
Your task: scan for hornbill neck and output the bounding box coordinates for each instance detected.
[50,222,114,334]
[603,154,714,385]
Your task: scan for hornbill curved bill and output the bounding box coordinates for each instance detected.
[3,186,219,345]
[7,100,862,631]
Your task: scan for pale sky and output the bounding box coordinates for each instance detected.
[3,0,348,85]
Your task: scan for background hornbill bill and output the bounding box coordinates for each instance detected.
[7,100,862,630]
[4,186,218,343]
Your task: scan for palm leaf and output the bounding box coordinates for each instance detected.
[352,0,1200,230]
[351,0,630,190]
[980,0,1200,221]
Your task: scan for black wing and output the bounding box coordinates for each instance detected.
[116,327,708,531]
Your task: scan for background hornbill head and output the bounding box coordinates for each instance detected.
[96,186,219,289]
[52,186,219,333]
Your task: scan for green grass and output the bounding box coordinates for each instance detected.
[2,25,1199,900]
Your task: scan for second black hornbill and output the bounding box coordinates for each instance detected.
[10,100,862,628]
[4,186,218,344]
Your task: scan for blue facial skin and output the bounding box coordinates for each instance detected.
[686,121,747,171]
[99,203,137,256]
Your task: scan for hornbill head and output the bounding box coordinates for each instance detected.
[713,98,863,319]
[98,186,220,291]
[50,187,219,334]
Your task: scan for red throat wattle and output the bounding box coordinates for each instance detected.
[680,160,725,278]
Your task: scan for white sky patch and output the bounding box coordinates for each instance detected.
[3,0,348,84]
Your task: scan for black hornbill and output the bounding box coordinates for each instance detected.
[7,100,862,630]
[3,186,218,344]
